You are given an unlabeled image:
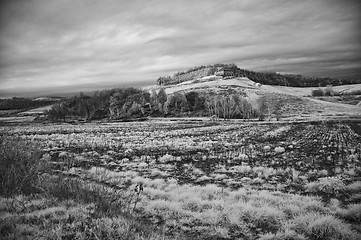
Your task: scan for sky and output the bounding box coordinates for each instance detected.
[0,0,361,97]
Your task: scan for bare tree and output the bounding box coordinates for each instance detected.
[207,94,256,120]
[258,94,282,120]
[206,95,220,120]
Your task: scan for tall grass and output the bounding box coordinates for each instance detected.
[0,138,178,240]
[39,174,128,216]
[2,135,361,239]
[337,204,361,223]
[0,195,177,240]
[128,177,361,239]
[0,136,46,197]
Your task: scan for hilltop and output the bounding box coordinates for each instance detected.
[156,63,361,87]
[146,64,361,121]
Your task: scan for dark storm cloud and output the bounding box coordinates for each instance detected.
[0,0,360,95]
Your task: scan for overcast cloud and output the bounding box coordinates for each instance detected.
[0,0,360,96]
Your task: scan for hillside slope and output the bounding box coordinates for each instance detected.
[164,77,257,94]
[274,84,361,97]
[146,77,361,121]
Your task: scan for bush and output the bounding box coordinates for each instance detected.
[324,86,335,96]
[0,136,46,197]
[346,181,361,192]
[252,207,284,234]
[292,213,360,240]
[312,89,324,97]
[344,89,361,96]
[307,215,359,240]
[305,177,346,202]
[338,204,361,223]
[259,229,307,240]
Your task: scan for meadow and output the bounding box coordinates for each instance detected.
[1,119,361,239]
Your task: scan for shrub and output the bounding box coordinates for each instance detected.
[144,178,166,189]
[346,89,361,95]
[195,175,211,183]
[307,215,359,240]
[159,154,173,163]
[198,184,223,201]
[324,86,335,96]
[251,206,284,234]
[232,165,252,174]
[312,89,324,97]
[305,181,318,192]
[0,136,46,197]
[227,222,254,239]
[229,204,284,235]
[274,146,285,153]
[123,170,139,178]
[150,169,169,178]
[338,204,361,223]
[348,193,361,203]
[282,205,302,219]
[131,176,149,185]
[292,213,360,240]
[259,229,307,240]
[318,177,345,193]
[291,212,323,232]
[182,197,202,212]
[145,199,186,220]
[301,200,329,214]
[305,177,346,202]
[346,181,361,192]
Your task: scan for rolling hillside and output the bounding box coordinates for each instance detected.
[146,76,361,121]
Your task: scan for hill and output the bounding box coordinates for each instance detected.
[146,75,361,121]
[156,63,361,87]
[2,63,360,124]
[0,97,61,110]
[148,64,361,121]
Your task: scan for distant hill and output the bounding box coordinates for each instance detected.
[0,97,61,110]
[156,63,361,87]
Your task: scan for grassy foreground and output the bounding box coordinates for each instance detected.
[1,136,361,240]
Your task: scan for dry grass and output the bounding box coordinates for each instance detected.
[2,168,361,240]
[121,177,361,239]
[0,195,175,240]
[337,203,361,223]
[0,136,46,196]
[0,140,177,240]
[1,130,361,239]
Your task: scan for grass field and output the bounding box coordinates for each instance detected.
[1,120,361,239]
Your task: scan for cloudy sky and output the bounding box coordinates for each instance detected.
[0,0,360,97]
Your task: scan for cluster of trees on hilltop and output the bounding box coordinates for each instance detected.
[0,97,58,110]
[157,63,360,87]
[173,63,238,77]
[240,69,360,87]
[47,87,282,122]
[157,63,237,85]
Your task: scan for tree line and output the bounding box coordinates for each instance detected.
[240,70,360,87]
[0,97,58,110]
[47,87,282,122]
[156,63,360,87]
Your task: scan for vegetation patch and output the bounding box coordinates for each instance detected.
[1,119,360,239]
